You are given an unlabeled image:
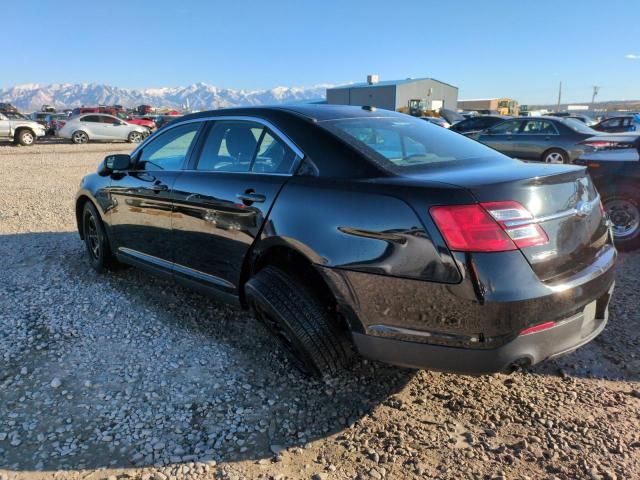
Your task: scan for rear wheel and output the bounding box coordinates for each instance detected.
[16,129,35,146]
[542,148,569,164]
[82,202,118,272]
[245,266,354,377]
[602,187,640,250]
[72,130,89,144]
[128,131,144,143]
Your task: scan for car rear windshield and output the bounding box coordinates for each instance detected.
[320,116,501,172]
[562,118,598,134]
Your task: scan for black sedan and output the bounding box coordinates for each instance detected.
[575,134,640,250]
[476,116,599,163]
[76,105,616,376]
[592,115,639,134]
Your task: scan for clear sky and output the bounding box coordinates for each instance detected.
[4,0,639,104]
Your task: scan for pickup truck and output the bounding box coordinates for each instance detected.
[0,111,46,146]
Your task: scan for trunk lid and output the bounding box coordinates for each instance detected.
[410,158,612,282]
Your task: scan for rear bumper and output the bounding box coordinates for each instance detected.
[353,284,613,374]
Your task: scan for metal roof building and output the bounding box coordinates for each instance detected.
[326,75,458,113]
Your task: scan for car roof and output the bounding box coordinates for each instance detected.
[178,104,406,124]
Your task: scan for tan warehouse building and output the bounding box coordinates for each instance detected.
[457,98,519,115]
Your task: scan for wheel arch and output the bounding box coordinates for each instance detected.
[13,126,35,139]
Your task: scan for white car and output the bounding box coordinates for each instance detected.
[0,111,46,146]
[58,113,148,144]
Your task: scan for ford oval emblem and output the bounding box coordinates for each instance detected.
[575,201,593,217]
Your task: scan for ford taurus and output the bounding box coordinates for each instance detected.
[75,105,616,376]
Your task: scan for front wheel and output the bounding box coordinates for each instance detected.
[128,131,144,143]
[602,188,640,250]
[82,202,118,272]
[542,148,569,164]
[245,266,354,377]
[16,129,35,146]
[72,130,89,144]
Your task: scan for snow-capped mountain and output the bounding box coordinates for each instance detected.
[0,82,332,111]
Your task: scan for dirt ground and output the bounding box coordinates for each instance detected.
[0,141,638,480]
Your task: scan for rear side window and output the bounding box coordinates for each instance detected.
[321,116,502,172]
[522,120,557,134]
[137,123,200,171]
[195,121,297,174]
[82,115,100,123]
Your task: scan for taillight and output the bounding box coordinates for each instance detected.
[579,140,632,151]
[519,321,556,336]
[430,201,548,253]
[482,201,548,249]
[430,205,517,252]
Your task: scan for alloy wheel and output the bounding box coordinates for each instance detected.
[22,132,34,145]
[606,199,640,239]
[545,152,564,164]
[129,132,143,143]
[85,212,101,259]
[73,132,88,144]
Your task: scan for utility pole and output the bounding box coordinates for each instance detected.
[591,86,600,106]
[557,81,562,111]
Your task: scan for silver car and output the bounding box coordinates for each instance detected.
[0,111,46,145]
[58,113,148,144]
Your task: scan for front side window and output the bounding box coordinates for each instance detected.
[137,122,200,171]
[99,115,119,124]
[488,120,523,135]
[321,116,503,172]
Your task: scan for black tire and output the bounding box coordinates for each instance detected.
[127,131,144,143]
[245,266,354,377]
[81,201,118,272]
[72,130,89,144]
[16,129,36,146]
[541,148,569,164]
[601,187,640,250]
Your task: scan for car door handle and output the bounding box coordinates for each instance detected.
[236,192,266,204]
[150,184,168,192]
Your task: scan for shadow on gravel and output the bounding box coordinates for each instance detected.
[0,232,416,473]
[0,233,637,474]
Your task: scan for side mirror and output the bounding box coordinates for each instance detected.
[100,154,131,175]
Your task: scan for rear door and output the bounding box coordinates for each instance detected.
[515,119,559,160]
[477,119,524,158]
[107,122,202,266]
[170,118,301,295]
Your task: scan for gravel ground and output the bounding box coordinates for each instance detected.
[0,142,638,480]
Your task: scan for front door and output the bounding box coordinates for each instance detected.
[0,114,10,138]
[98,114,129,140]
[171,119,300,295]
[107,122,202,267]
[478,119,524,158]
